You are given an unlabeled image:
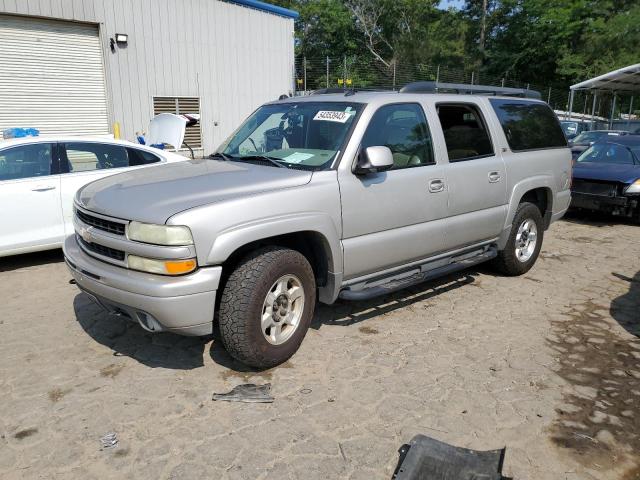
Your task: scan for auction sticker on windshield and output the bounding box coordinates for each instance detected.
[313,111,350,123]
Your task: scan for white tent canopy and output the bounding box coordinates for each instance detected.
[570,63,640,93]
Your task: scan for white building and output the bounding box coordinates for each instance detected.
[0,0,297,155]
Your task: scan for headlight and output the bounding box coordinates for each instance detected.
[128,255,197,275]
[128,221,193,245]
[625,179,640,194]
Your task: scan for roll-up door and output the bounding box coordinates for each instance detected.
[0,14,109,136]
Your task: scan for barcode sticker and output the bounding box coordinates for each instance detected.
[313,111,350,123]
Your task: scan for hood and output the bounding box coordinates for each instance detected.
[572,161,640,184]
[77,160,313,224]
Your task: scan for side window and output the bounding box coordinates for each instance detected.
[63,143,128,172]
[437,104,494,161]
[127,148,162,166]
[490,99,567,151]
[0,143,54,181]
[361,103,434,169]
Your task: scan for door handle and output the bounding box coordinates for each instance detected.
[31,185,56,192]
[488,172,501,183]
[428,179,445,193]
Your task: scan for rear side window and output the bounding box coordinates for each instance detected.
[490,99,567,151]
[63,142,129,172]
[437,104,494,161]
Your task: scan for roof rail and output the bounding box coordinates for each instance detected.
[399,81,542,99]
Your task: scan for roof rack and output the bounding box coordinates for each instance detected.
[399,81,541,99]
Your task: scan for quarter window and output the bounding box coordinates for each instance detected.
[127,148,162,166]
[437,104,494,161]
[361,103,434,169]
[0,143,54,180]
[63,143,128,172]
[490,99,567,151]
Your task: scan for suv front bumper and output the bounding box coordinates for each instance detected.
[63,235,221,336]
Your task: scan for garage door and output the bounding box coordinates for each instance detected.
[0,14,109,136]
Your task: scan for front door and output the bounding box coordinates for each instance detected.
[0,142,63,255]
[338,102,448,280]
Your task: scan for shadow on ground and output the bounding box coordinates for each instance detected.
[547,272,640,477]
[0,249,63,272]
[73,268,484,373]
[610,270,640,337]
[73,294,208,370]
[563,210,639,228]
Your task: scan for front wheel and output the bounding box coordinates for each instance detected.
[492,202,544,276]
[218,246,316,369]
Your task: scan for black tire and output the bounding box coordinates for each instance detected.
[218,246,316,369]
[492,202,544,276]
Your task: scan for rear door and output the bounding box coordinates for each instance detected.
[59,142,164,236]
[434,101,507,248]
[0,142,63,255]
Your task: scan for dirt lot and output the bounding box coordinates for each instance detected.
[0,214,638,480]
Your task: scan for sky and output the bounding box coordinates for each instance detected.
[438,0,465,9]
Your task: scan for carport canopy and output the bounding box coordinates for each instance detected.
[567,63,640,128]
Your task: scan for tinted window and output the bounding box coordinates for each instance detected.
[437,104,494,161]
[127,148,162,166]
[63,143,129,172]
[490,99,566,151]
[577,143,635,165]
[0,143,54,181]
[361,103,434,169]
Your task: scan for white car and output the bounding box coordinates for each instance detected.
[0,136,188,257]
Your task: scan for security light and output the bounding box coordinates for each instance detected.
[115,33,128,44]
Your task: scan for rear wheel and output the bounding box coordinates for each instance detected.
[218,246,316,369]
[492,202,544,276]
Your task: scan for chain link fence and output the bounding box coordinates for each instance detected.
[293,56,573,111]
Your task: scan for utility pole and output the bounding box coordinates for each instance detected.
[436,65,440,83]
[303,57,307,93]
[628,96,634,128]
[343,56,347,88]
[392,60,397,90]
[326,56,329,88]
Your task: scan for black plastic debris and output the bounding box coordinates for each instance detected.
[392,435,509,480]
[212,383,274,403]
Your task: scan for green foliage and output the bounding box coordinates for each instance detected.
[273,0,638,89]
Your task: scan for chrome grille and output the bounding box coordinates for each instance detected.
[76,210,126,236]
[77,236,125,261]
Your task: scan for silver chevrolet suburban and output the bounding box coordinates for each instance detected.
[64,83,572,368]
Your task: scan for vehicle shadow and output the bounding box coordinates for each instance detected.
[610,270,640,337]
[563,209,638,228]
[73,294,209,370]
[311,268,482,329]
[73,268,483,373]
[0,249,63,272]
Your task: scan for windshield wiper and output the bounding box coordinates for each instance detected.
[232,155,288,168]
[208,152,231,161]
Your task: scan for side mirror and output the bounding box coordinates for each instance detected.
[354,146,394,175]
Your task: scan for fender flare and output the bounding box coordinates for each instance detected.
[206,212,343,276]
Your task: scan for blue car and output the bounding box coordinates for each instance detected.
[571,136,640,221]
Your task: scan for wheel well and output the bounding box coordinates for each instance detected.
[220,231,331,289]
[520,187,552,229]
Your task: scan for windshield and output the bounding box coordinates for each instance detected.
[577,143,637,165]
[218,102,363,169]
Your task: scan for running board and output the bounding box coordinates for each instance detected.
[339,247,497,301]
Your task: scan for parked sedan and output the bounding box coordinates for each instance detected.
[0,136,187,257]
[568,130,629,160]
[571,136,640,221]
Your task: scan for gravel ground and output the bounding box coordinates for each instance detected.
[0,214,638,480]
